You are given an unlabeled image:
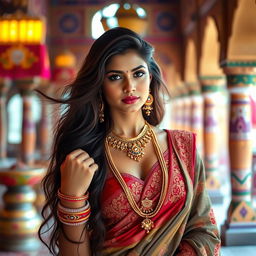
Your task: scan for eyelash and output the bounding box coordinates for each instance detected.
[107,70,146,81]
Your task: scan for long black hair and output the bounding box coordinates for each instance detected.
[38,27,169,255]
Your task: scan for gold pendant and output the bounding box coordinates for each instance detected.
[141,198,153,213]
[127,143,144,161]
[141,218,154,233]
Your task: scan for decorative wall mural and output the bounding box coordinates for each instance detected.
[50,9,84,36]
[59,13,80,33]
[156,12,176,32]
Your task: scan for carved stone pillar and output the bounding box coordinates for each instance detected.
[200,75,226,203]
[221,61,256,246]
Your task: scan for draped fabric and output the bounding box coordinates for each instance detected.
[100,130,221,255]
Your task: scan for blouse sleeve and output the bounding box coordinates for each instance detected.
[176,151,221,256]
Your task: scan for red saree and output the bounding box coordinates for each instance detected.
[100,130,221,255]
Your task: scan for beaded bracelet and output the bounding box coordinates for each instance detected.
[57,189,89,202]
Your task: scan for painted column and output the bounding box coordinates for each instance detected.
[250,86,256,207]
[16,79,39,165]
[189,82,204,156]
[221,62,256,246]
[39,94,52,161]
[173,88,183,130]
[182,86,190,131]
[0,78,11,162]
[182,85,192,132]
[20,91,36,165]
[224,64,256,222]
[200,76,226,195]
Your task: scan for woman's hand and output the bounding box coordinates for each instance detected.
[60,149,98,197]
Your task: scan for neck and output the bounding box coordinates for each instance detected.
[110,111,146,138]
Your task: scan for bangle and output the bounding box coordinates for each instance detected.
[59,218,89,226]
[58,211,90,222]
[57,200,91,226]
[58,212,90,226]
[57,189,89,202]
[58,201,90,213]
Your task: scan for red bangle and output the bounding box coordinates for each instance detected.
[57,189,89,202]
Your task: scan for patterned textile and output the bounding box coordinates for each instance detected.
[100,130,221,255]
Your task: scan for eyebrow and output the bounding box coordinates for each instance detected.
[105,65,146,74]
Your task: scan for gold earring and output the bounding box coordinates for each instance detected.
[142,93,154,116]
[99,101,104,123]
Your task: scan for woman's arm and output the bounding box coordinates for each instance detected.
[177,152,221,256]
[59,199,91,256]
[58,149,98,256]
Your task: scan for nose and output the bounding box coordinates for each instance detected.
[123,76,135,94]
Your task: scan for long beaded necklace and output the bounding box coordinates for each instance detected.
[106,122,152,162]
[105,123,169,233]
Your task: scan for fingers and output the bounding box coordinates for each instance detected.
[66,149,88,161]
[89,163,98,173]
[63,149,98,172]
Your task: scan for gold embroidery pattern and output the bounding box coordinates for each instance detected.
[171,130,193,178]
[102,156,169,226]
[168,153,186,203]
[143,169,161,199]
[112,212,139,237]
[102,181,143,225]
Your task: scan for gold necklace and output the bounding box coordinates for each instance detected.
[105,124,168,233]
[106,122,152,162]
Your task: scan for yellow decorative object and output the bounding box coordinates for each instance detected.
[55,50,76,68]
[0,45,38,69]
[115,4,147,35]
[100,2,147,36]
[0,11,45,44]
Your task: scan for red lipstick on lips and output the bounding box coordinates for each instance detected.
[122,96,139,104]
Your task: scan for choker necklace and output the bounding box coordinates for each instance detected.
[105,123,168,233]
[106,122,152,162]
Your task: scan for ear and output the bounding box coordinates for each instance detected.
[150,73,152,81]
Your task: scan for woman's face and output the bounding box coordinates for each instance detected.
[103,50,151,116]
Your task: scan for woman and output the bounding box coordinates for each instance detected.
[39,27,220,256]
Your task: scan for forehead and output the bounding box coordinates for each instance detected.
[106,50,148,70]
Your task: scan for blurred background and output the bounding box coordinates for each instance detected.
[0,0,255,255]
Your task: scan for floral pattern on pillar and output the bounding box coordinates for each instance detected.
[224,62,256,223]
[201,76,226,190]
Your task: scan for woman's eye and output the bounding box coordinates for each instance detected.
[134,71,145,78]
[108,74,121,81]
